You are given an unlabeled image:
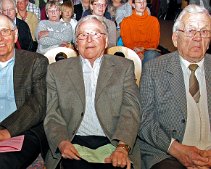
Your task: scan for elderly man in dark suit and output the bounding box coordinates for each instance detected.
[0,14,48,169]
[44,15,141,169]
[140,4,211,169]
[0,0,35,51]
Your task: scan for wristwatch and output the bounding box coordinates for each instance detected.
[117,144,131,153]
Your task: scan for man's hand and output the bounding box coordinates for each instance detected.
[0,129,11,141]
[38,30,49,40]
[105,141,131,169]
[58,140,80,160]
[169,140,209,167]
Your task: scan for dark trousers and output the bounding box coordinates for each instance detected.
[61,135,126,169]
[0,131,41,169]
[151,157,186,169]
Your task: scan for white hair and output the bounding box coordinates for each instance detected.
[173,4,210,32]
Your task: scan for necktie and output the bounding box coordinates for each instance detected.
[189,64,200,103]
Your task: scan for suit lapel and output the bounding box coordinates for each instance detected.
[13,50,25,108]
[67,57,85,105]
[95,55,115,102]
[204,54,211,121]
[166,52,187,117]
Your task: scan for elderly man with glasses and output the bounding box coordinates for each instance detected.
[44,15,141,169]
[139,4,211,169]
[0,14,48,169]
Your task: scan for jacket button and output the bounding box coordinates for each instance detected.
[81,112,84,117]
[172,130,177,133]
[181,119,186,123]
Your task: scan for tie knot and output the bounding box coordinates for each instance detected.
[189,64,199,72]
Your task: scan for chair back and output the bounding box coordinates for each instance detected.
[107,46,142,86]
[44,47,78,64]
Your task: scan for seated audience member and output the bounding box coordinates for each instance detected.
[35,1,74,54]
[0,0,34,51]
[27,0,41,20]
[74,0,90,20]
[120,0,160,64]
[120,0,160,63]
[44,15,141,169]
[82,0,112,20]
[17,0,38,41]
[0,14,48,169]
[60,1,78,31]
[139,4,211,169]
[108,0,132,28]
[41,0,59,20]
[87,0,117,47]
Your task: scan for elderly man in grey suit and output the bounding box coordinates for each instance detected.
[140,4,211,169]
[44,15,141,169]
[0,14,48,168]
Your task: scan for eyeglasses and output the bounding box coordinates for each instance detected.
[0,28,15,36]
[48,9,60,13]
[177,29,211,38]
[134,0,146,3]
[93,3,107,8]
[77,32,106,40]
[2,8,15,13]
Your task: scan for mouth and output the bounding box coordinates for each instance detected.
[0,44,6,47]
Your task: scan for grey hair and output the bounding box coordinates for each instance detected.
[0,0,17,9]
[0,14,17,30]
[45,1,61,12]
[173,4,210,32]
[75,15,108,37]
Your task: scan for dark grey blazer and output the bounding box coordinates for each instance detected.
[44,55,141,169]
[139,51,211,169]
[0,49,49,155]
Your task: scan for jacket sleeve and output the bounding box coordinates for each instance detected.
[0,56,49,136]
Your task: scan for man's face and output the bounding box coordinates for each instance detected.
[17,0,28,11]
[1,0,16,20]
[135,0,147,15]
[90,0,107,16]
[76,19,108,64]
[0,16,18,61]
[172,13,211,63]
[47,5,61,22]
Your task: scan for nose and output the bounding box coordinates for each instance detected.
[192,31,202,41]
[87,34,93,42]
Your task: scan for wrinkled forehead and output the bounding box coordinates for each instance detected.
[181,13,211,29]
[0,17,13,29]
[77,19,106,33]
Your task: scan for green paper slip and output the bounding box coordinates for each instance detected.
[73,143,116,163]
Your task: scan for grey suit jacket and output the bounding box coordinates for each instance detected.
[0,49,49,154]
[139,51,211,169]
[44,55,141,169]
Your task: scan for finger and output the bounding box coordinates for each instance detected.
[126,159,131,169]
[112,159,118,167]
[104,157,112,163]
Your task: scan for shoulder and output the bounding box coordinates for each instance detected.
[143,52,178,74]
[15,50,49,67]
[48,57,78,72]
[104,54,134,67]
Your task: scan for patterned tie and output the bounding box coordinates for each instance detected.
[189,64,200,103]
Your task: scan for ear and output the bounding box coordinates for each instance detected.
[172,32,178,48]
[14,28,18,43]
[105,36,108,49]
[90,4,93,11]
